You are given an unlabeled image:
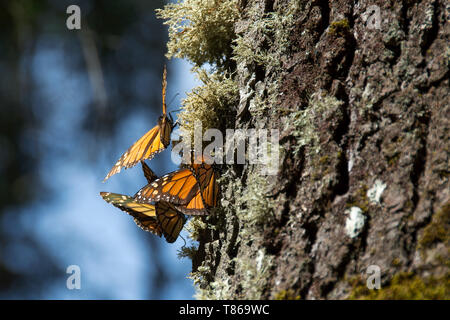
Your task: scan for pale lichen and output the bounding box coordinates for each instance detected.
[290,92,344,156]
[177,68,239,145]
[237,169,275,238]
[345,207,366,238]
[232,1,304,69]
[156,0,307,300]
[185,216,208,242]
[232,1,304,121]
[367,179,387,205]
[156,0,239,68]
[235,248,274,299]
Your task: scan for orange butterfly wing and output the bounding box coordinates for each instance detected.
[103,66,172,182]
[100,192,186,243]
[134,169,198,204]
[155,201,186,243]
[134,168,209,215]
[191,161,219,208]
[173,192,208,215]
[99,192,162,237]
[103,118,172,182]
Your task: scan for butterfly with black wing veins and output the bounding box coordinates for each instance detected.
[103,66,175,182]
[101,65,220,241]
[134,155,219,216]
[100,161,186,243]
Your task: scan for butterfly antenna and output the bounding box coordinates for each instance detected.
[162,65,167,116]
[180,234,187,249]
[167,93,180,109]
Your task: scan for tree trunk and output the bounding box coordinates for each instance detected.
[186,0,449,299]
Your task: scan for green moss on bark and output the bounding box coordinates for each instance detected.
[348,272,450,300]
[418,202,450,250]
[274,289,301,300]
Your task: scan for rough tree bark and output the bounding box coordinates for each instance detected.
[176,0,449,299]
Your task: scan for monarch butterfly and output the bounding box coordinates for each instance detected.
[103,66,174,182]
[99,192,185,243]
[134,156,219,215]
